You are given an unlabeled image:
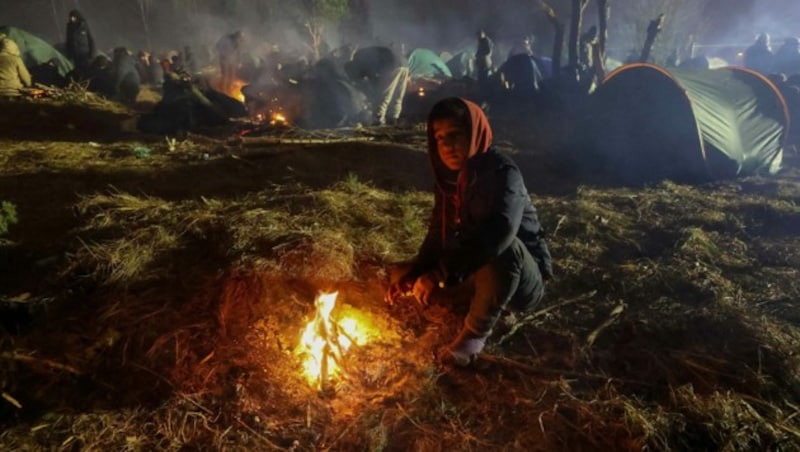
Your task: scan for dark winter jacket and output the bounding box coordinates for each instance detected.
[65,10,95,65]
[411,98,553,284]
[111,48,140,104]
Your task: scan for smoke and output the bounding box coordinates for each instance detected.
[701,0,800,47]
[3,0,795,70]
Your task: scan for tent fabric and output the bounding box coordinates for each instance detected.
[446,50,474,78]
[0,26,73,77]
[585,63,788,184]
[407,48,452,79]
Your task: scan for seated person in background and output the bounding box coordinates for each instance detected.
[0,37,31,97]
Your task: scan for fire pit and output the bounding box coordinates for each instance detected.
[298,291,375,390]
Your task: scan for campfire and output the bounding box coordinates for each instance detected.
[298,291,373,389]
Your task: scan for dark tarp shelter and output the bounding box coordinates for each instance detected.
[0,26,73,77]
[446,50,474,78]
[408,48,452,79]
[584,63,788,184]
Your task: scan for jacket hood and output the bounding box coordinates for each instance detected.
[69,10,85,22]
[0,38,21,57]
[426,97,493,186]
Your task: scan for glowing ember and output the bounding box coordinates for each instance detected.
[270,112,288,126]
[298,291,371,388]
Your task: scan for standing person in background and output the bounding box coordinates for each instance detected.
[65,10,96,76]
[111,47,141,105]
[476,30,494,98]
[216,31,243,94]
[743,33,774,75]
[773,37,800,77]
[148,53,164,86]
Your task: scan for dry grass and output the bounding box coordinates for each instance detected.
[2,111,800,450]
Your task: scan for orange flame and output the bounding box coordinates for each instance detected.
[231,79,246,102]
[298,292,372,388]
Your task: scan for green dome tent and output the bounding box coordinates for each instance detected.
[584,63,788,184]
[0,26,73,77]
[408,48,452,79]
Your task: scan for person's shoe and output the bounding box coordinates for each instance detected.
[438,327,488,367]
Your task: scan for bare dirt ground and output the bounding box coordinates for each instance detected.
[0,97,799,451]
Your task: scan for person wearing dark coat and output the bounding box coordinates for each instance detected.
[743,33,774,75]
[498,53,544,98]
[86,55,114,98]
[135,51,153,85]
[148,53,164,86]
[476,30,494,89]
[345,45,409,125]
[773,37,800,77]
[30,58,66,88]
[111,47,141,104]
[65,9,95,74]
[385,97,553,367]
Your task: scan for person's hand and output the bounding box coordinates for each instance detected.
[384,273,414,305]
[412,272,437,306]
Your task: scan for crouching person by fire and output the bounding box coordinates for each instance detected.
[385,97,553,366]
[0,37,31,98]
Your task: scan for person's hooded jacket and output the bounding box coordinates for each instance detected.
[411,98,553,285]
[65,10,95,65]
[0,38,31,96]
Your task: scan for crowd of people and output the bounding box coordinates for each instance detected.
[742,33,800,144]
[3,10,800,366]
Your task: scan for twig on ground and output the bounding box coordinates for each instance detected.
[585,301,626,347]
[234,416,284,450]
[481,354,652,387]
[497,290,597,345]
[0,352,81,375]
[2,391,22,409]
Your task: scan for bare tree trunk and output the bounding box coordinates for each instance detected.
[568,0,589,70]
[550,17,565,77]
[304,21,323,62]
[639,14,665,63]
[51,0,62,40]
[138,0,153,51]
[596,0,609,74]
